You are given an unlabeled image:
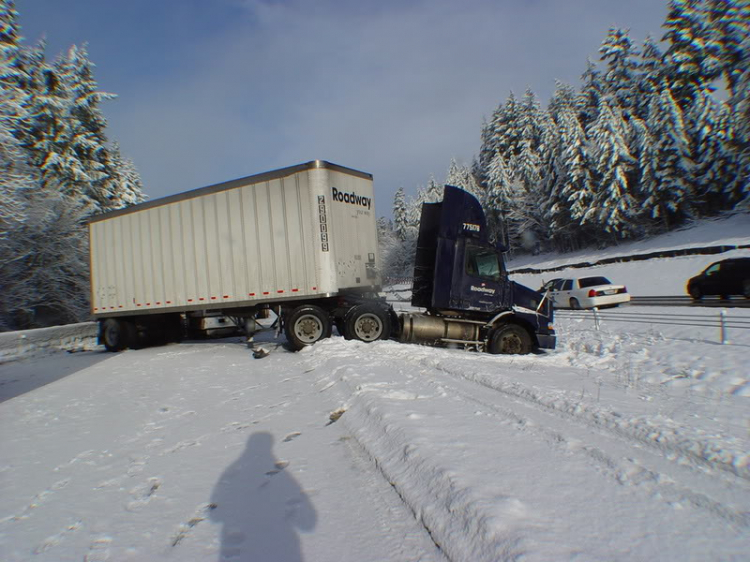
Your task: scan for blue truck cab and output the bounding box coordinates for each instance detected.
[400,185,555,354]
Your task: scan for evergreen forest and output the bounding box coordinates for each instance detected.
[0,1,144,330]
[382,0,749,277]
[1,0,748,329]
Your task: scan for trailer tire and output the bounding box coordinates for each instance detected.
[284,305,332,350]
[343,304,391,343]
[102,318,133,352]
[488,323,532,355]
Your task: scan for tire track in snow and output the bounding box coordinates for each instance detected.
[415,359,750,529]
[423,354,749,483]
[308,347,530,562]
[307,339,750,557]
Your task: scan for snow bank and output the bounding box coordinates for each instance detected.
[508,212,750,271]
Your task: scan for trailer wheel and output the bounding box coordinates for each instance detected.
[343,304,391,343]
[102,318,133,352]
[488,323,532,355]
[284,305,332,350]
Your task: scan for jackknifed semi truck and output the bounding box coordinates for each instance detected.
[89,160,555,354]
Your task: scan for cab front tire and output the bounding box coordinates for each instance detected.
[488,324,532,355]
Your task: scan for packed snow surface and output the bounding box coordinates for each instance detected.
[1,217,749,561]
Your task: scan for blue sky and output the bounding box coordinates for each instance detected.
[18,0,668,217]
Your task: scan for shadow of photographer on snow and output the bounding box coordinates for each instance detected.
[211,432,316,561]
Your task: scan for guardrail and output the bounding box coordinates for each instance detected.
[555,308,750,344]
[507,241,750,275]
[630,296,750,308]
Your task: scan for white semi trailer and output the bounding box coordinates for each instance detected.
[89,160,391,351]
[90,160,556,355]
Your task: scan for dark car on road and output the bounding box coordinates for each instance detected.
[686,258,750,300]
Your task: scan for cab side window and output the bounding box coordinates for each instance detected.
[465,246,503,282]
[562,279,573,291]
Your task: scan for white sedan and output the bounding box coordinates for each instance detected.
[539,276,630,309]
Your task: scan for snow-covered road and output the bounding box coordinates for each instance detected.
[0,337,445,562]
[1,306,749,561]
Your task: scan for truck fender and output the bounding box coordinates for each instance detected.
[486,310,514,326]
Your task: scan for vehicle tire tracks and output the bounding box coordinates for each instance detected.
[409,355,750,529]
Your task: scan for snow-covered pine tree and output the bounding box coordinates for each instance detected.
[548,81,578,124]
[107,142,146,209]
[599,27,640,117]
[484,151,528,249]
[477,92,522,187]
[53,44,118,210]
[577,59,605,129]
[686,85,739,212]
[634,36,665,121]
[0,1,144,329]
[515,88,558,250]
[548,90,594,249]
[386,187,420,278]
[585,96,639,237]
[5,191,93,328]
[477,111,500,191]
[422,176,443,204]
[392,187,409,242]
[22,56,84,196]
[0,0,33,197]
[0,0,23,84]
[375,216,400,280]
[701,0,749,100]
[0,0,37,328]
[731,35,750,207]
[445,158,481,198]
[630,116,657,224]
[643,81,695,227]
[0,107,35,331]
[662,0,720,104]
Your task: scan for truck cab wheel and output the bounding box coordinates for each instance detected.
[102,318,135,352]
[284,305,332,350]
[343,304,391,343]
[488,324,532,355]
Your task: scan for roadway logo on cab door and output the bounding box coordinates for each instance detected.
[470,285,495,295]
